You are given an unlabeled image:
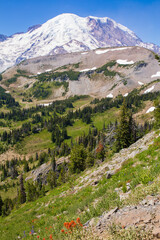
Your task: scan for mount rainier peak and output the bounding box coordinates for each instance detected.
[0,13,159,72]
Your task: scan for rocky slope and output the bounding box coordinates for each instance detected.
[95,195,160,239]
[0,13,160,73]
[2,46,160,101]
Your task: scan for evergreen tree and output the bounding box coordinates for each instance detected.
[154,100,160,128]
[47,170,57,189]
[23,161,29,172]
[51,155,56,172]
[10,165,18,179]
[0,195,3,216]
[2,198,13,216]
[69,144,87,173]
[86,152,94,168]
[18,174,26,204]
[58,166,66,184]
[26,182,37,202]
[35,152,38,161]
[115,100,130,151]
[96,142,105,161]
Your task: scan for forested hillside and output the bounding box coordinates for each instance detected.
[0,47,160,239]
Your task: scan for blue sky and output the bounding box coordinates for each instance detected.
[0,0,160,45]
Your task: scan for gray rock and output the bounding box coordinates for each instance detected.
[153,227,160,238]
[106,170,116,179]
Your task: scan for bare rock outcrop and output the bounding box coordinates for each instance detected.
[93,195,160,238]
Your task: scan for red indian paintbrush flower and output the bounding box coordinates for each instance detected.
[76,218,80,224]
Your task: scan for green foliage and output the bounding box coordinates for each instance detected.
[110,83,117,90]
[86,151,95,168]
[32,82,51,99]
[96,142,105,161]
[122,79,127,85]
[16,69,27,75]
[96,61,117,77]
[1,198,13,216]
[47,170,57,189]
[25,182,38,202]
[155,54,160,61]
[122,184,127,193]
[23,161,30,172]
[0,74,2,81]
[69,144,87,173]
[18,174,26,204]
[115,100,131,151]
[37,70,80,82]
[54,81,69,92]
[73,62,80,68]
[109,223,153,240]
[1,134,160,239]
[51,127,68,147]
[0,86,19,108]
[154,99,160,128]
[0,195,3,215]
[4,77,17,87]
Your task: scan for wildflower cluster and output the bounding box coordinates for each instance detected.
[61,218,83,237]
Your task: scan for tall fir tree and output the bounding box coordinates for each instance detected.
[18,174,26,204]
[115,99,131,151]
[51,155,56,172]
[0,195,3,216]
[47,170,57,189]
[69,144,87,173]
[154,100,160,128]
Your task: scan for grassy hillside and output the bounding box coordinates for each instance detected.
[0,86,160,239]
[0,131,160,239]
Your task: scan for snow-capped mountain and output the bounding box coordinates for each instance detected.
[0,34,8,42]
[0,13,159,73]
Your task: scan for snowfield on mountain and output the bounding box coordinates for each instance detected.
[0,13,160,73]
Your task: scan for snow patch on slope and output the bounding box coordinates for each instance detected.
[39,103,53,107]
[146,107,155,113]
[117,59,134,65]
[95,47,132,55]
[107,93,113,98]
[151,72,160,78]
[80,67,97,72]
[144,85,155,94]
[81,52,88,55]
[138,81,144,85]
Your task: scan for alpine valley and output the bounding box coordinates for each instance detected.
[1,13,160,240]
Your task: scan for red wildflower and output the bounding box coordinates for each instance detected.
[76,218,81,224]
[70,220,76,228]
[37,236,39,239]
[49,234,53,239]
[64,222,70,229]
[61,229,65,233]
